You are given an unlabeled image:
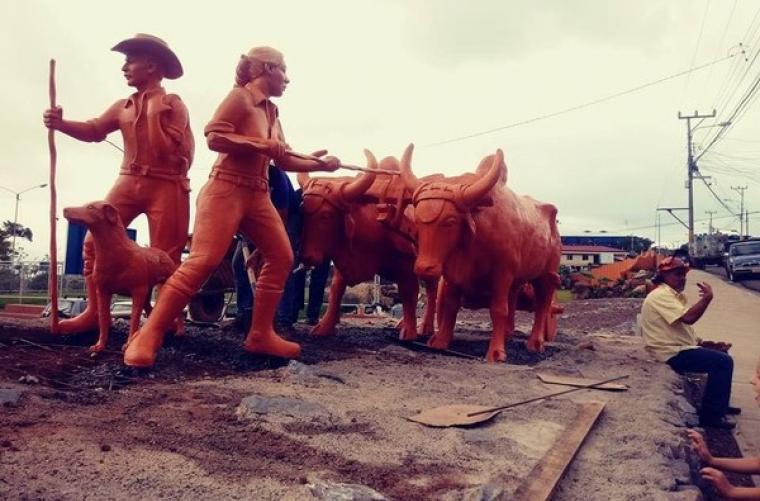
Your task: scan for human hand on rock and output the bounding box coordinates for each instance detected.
[43,106,63,129]
[701,467,734,496]
[687,429,713,464]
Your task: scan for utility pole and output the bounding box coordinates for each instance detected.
[679,110,716,246]
[705,210,717,233]
[731,185,748,238]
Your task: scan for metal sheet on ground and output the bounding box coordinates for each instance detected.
[406,404,501,427]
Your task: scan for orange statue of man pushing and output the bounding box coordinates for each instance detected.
[124,46,340,367]
[43,34,194,335]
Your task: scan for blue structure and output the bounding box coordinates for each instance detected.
[64,222,136,275]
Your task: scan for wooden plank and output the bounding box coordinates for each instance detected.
[537,373,629,391]
[512,401,605,501]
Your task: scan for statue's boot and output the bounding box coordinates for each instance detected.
[123,286,189,368]
[243,290,301,359]
[56,274,99,334]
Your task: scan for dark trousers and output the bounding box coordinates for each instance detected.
[306,260,330,321]
[232,239,253,330]
[667,347,734,418]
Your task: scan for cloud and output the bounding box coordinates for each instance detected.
[403,0,676,66]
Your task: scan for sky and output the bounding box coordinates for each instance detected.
[1,0,760,261]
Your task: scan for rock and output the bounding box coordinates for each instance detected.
[279,361,346,385]
[0,388,22,406]
[237,395,330,421]
[17,375,39,385]
[668,398,697,415]
[672,460,692,485]
[575,340,596,351]
[459,483,505,501]
[378,344,418,358]
[308,478,387,500]
[653,487,703,501]
[282,360,318,378]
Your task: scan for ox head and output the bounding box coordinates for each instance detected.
[297,150,378,266]
[400,144,505,280]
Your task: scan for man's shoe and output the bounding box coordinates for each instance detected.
[726,406,742,416]
[699,415,736,430]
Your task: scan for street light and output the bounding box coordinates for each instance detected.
[0,183,48,262]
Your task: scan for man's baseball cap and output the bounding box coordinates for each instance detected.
[658,256,690,273]
[112,34,183,79]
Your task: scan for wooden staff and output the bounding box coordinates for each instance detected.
[48,59,60,333]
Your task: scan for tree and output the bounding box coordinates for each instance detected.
[0,221,33,261]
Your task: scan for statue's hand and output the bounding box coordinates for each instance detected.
[43,106,63,129]
[321,155,340,172]
[265,139,288,160]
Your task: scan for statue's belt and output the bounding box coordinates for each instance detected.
[208,169,268,191]
[120,163,189,183]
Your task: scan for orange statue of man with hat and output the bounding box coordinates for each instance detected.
[124,46,340,367]
[43,34,194,336]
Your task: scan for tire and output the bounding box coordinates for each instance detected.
[188,262,233,323]
[728,268,737,282]
[188,278,226,323]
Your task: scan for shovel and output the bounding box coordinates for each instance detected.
[407,375,629,427]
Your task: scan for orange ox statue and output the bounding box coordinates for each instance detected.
[297,151,437,340]
[400,145,561,362]
[63,201,177,353]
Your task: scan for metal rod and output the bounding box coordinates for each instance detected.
[466,375,630,417]
[407,341,481,360]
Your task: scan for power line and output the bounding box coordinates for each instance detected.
[424,53,738,147]
[681,0,713,107]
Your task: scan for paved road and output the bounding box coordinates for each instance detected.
[685,270,760,468]
[703,265,760,293]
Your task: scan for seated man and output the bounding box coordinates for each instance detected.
[640,256,738,429]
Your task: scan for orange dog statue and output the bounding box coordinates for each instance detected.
[63,201,177,353]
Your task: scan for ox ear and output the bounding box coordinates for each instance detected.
[464,212,477,240]
[103,203,120,225]
[344,213,356,241]
[297,172,311,188]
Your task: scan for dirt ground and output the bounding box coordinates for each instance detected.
[0,298,750,500]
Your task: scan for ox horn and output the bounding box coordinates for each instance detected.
[297,171,311,188]
[341,149,377,202]
[399,143,421,192]
[460,149,504,206]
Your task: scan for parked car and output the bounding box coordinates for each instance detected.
[110,300,142,319]
[724,240,760,282]
[41,298,87,318]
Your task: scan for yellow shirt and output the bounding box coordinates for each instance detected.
[640,284,698,362]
